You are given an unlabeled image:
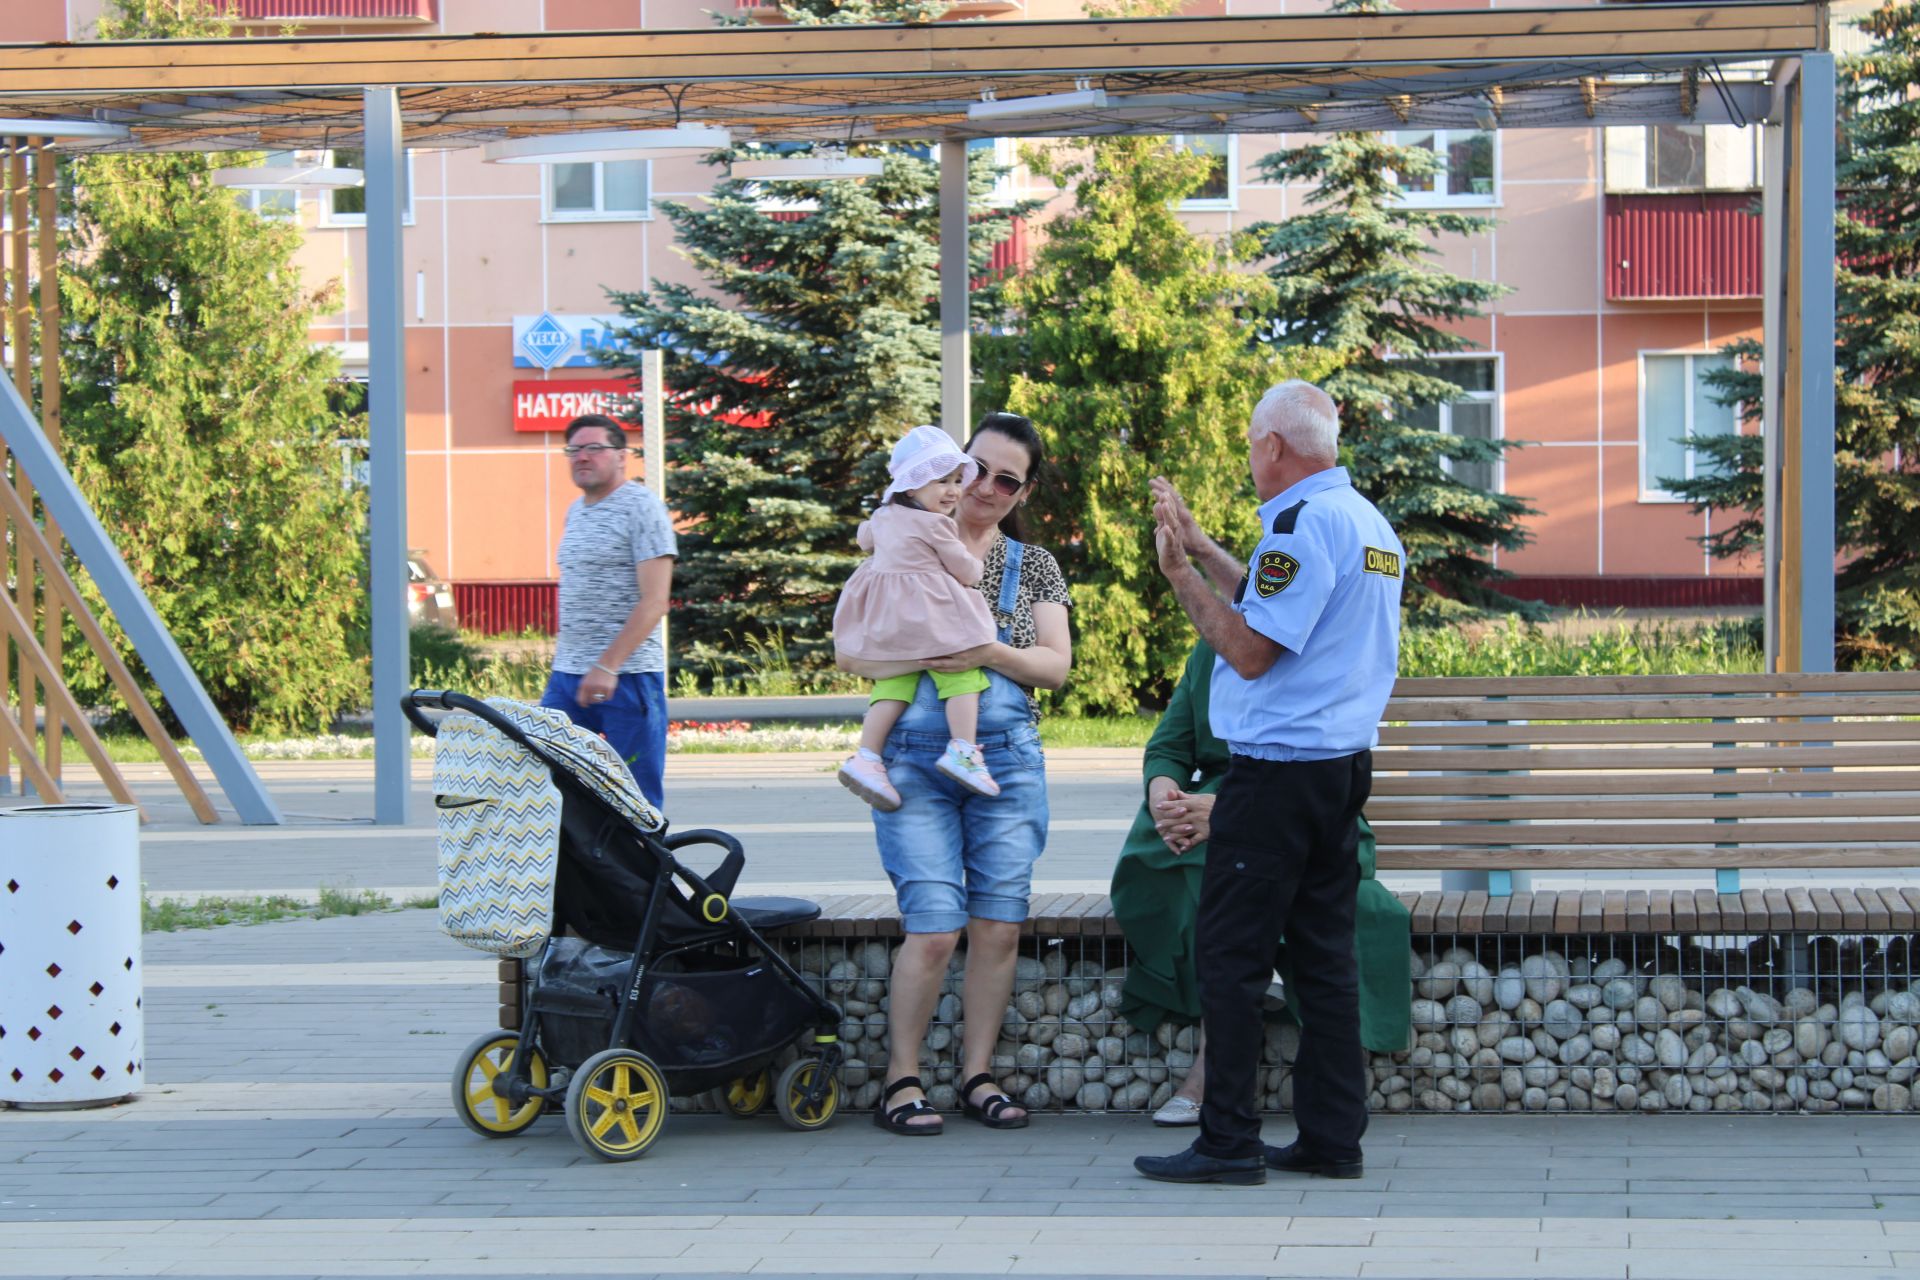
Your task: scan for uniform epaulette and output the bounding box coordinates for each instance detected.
[1271,500,1307,534]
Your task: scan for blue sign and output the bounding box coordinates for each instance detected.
[512,313,633,369]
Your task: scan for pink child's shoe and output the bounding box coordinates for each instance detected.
[838,754,902,812]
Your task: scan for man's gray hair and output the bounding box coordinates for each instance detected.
[1249,380,1339,461]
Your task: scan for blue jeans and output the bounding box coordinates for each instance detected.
[539,669,668,809]
[873,671,1048,933]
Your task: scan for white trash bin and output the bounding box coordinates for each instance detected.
[0,803,143,1108]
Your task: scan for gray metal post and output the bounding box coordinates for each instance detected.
[0,381,282,823]
[642,346,667,682]
[364,86,411,824]
[939,139,970,443]
[1760,102,1787,673]
[1795,53,1837,675]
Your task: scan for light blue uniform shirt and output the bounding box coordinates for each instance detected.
[1208,467,1404,761]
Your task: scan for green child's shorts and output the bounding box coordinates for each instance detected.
[870,668,989,704]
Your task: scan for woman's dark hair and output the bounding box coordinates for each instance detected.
[564,413,629,450]
[966,411,1046,542]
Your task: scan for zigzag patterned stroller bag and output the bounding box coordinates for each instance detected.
[404,690,844,1161]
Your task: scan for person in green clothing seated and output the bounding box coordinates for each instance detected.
[1110,637,1413,1127]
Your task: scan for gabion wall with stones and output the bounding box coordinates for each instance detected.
[717,931,1920,1116]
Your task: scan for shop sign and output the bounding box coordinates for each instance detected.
[512,313,630,369]
[512,379,641,432]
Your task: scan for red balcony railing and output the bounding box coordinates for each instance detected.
[228,1,436,22]
[453,581,557,636]
[1605,192,1762,300]
[736,0,1022,23]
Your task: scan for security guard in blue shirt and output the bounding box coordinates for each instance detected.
[1136,380,1403,1187]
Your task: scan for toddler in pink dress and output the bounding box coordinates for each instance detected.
[833,426,1001,811]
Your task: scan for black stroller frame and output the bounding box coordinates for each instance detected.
[404,689,845,1159]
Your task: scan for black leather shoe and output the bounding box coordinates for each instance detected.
[1264,1140,1363,1179]
[1134,1144,1266,1186]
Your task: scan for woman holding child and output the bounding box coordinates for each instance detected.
[834,412,1073,1135]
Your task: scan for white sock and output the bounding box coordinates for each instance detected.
[856,747,883,763]
[948,738,977,754]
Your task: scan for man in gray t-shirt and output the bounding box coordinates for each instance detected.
[539,414,678,806]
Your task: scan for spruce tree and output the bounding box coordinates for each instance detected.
[600,147,1017,680]
[980,135,1327,714]
[1671,0,1920,667]
[1249,0,1534,620]
[57,0,370,732]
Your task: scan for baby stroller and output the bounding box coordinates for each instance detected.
[403,690,845,1161]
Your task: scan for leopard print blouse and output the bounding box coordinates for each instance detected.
[977,533,1072,719]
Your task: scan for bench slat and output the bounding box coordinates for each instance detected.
[1532,892,1561,935]
[1857,887,1892,932]
[1380,720,1920,747]
[1372,744,1920,772]
[1762,888,1794,933]
[1435,890,1466,933]
[1646,889,1671,934]
[1411,891,1443,934]
[1833,887,1869,932]
[1672,891,1698,934]
[1391,673,1920,697]
[1385,694,1920,722]
[1459,890,1488,933]
[1901,887,1920,927]
[1369,796,1920,820]
[1370,770,1920,797]
[1602,890,1627,933]
[1375,846,1920,869]
[1888,888,1919,930]
[1372,820,1920,845]
[1481,892,1512,933]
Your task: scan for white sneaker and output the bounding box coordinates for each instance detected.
[935,740,1000,797]
[1152,1095,1201,1127]
[838,755,902,812]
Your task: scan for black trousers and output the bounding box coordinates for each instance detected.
[1193,751,1371,1162]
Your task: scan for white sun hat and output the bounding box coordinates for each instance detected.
[882,425,979,501]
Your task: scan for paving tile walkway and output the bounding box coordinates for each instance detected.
[2,912,1916,1278]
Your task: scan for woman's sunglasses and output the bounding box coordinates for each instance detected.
[977,469,1028,497]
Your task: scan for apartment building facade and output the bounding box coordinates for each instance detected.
[8,0,1818,625]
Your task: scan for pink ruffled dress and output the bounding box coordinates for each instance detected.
[832,505,998,661]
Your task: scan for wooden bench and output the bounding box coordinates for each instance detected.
[1370,672,1920,892]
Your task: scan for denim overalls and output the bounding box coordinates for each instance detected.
[871,540,1049,934]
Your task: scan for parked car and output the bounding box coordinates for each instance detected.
[408,551,457,629]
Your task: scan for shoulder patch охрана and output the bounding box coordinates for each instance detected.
[1255,550,1300,598]
[1363,546,1402,578]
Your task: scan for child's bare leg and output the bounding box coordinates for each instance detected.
[861,698,909,755]
[943,691,979,746]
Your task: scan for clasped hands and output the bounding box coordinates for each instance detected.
[1148,775,1215,857]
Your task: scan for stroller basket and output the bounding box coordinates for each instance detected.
[535,938,818,1074]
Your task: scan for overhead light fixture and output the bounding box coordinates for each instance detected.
[730,150,885,181]
[0,118,131,145]
[212,164,363,191]
[482,126,731,165]
[968,81,1107,122]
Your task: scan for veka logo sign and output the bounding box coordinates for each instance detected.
[512,314,630,369]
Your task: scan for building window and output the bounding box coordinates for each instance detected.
[546,160,652,221]
[322,148,413,225]
[231,150,301,218]
[1173,134,1234,209]
[1639,351,1738,501]
[1390,129,1497,205]
[1604,124,1761,192]
[969,137,1020,207]
[1404,357,1500,492]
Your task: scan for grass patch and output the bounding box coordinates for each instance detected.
[1399,615,1764,678]
[1040,714,1159,750]
[142,885,440,932]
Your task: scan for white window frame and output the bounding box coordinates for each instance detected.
[1388,128,1500,207]
[1400,352,1505,493]
[1173,133,1237,211]
[972,137,1021,208]
[320,147,414,227]
[1603,123,1763,194]
[1637,348,1741,503]
[234,150,302,219]
[543,159,654,223]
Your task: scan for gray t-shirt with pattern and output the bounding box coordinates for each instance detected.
[553,481,677,675]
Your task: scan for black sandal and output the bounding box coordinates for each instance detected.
[874,1075,943,1136]
[959,1072,1030,1130]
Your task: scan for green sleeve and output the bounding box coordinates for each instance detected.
[1142,642,1207,788]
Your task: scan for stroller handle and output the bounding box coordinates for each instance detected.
[402,688,531,744]
[661,828,747,903]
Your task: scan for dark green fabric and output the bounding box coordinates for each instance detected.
[1109,640,1412,1052]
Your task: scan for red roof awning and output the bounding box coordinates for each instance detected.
[231,1,437,22]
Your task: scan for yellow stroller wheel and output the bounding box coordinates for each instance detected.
[566,1048,669,1161]
[774,1058,841,1132]
[452,1032,548,1138]
[712,1068,773,1119]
